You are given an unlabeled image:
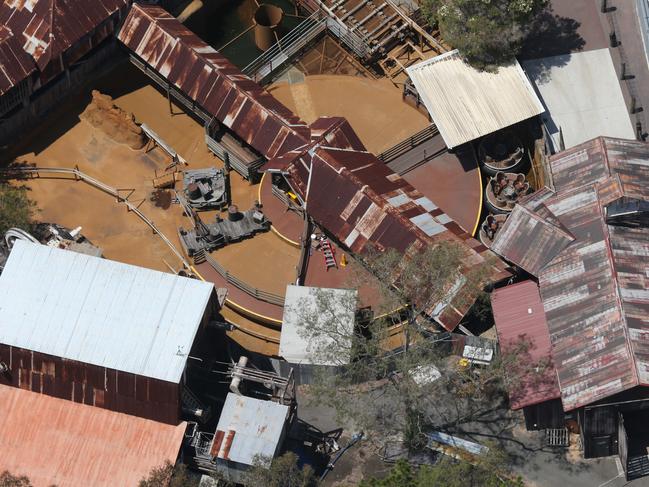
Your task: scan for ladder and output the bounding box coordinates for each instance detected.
[322,239,337,270]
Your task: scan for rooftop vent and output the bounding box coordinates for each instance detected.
[605,198,649,228]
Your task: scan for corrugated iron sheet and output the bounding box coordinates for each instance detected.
[489,136,649,411]
[118,4,309,160]
[491,281,560,410]
[211,393,289,466]
[406,50,544,149]
[0,384,186,487]
[285,143,510,330]
[0,0,129,71]
[0,344,181,424]
[0,240,214,383]
[309,116,367,151]
[491,204,574,276]
[0,25,34,95]
[117,5,510,331]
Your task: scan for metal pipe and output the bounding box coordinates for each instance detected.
[319,432,364,481]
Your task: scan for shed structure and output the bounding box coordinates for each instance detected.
[490,137,649,471]
[406,50,544,149]
[0,240,217,424]
[0,384,187,487]
[0,0,132,142]
[279,285,356,383]
[209,392,291,483]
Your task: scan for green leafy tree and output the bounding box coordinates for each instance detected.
[0,183,36,235]
[294,243,547,454]
[293,243,500,449]
[360,447,525,487]
[422,0,548,69]
[244,453,318,487]
[138,462,196,487]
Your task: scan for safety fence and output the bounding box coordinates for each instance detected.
[2,166,190,268]
[204,253,285,306]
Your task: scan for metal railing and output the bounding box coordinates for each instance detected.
[377,124,439,163]
[204,253,285,306]
[243,9,371,83]
[2,166,191,268]
[271,184,305,215]
[243,11,327,82]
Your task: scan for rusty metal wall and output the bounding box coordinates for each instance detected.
[0,344,180,425]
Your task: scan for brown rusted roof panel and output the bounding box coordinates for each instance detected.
[491,204,574,276]
[288,143,509,331]
[492,281,561,409]
[1,0,129,71]
[118,4,309,160]
[311,116,367,151]
[0,26,35,95]
[490,136,649,411]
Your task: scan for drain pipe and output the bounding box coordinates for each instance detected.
[320,431,364,482]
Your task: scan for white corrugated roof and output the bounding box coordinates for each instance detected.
[406,50,544,148]
[0,241,214,383]
[213,393,289,465]
[280,285,357,366]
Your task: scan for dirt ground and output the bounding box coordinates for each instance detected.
[2,62,259,273]
[268,74,430,154]
[2,61,429,354]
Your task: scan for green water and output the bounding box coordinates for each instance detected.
[186,0,303,69]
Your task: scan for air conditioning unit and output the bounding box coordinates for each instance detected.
[0,361,8,373]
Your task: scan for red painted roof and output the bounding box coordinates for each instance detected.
[491,281,560,410]
[0,384,186,487]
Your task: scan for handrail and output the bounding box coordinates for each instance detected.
[243,11,326,80]
[378,124,439,163]
[243,8,371,82]
[204,253,285,306]
[2,166,191,269]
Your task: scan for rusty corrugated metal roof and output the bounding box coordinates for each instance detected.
[491,204,574,276]
[309,116,367,151]
[491,281,560,410]
[284,141,510,330]
[118,4,309,160]
[211,393,289,465]
[117,5,510,332]
[0,0,129,71]
[0,25,35,95]
[0,384,186,487]
[490,136,649,411]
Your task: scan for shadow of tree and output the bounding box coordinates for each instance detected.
[519,9,586,84]
[521,9,586,60]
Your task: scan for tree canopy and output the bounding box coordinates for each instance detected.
[422,0,548,69]
[359,451,525,487]
[0,183,36,236]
